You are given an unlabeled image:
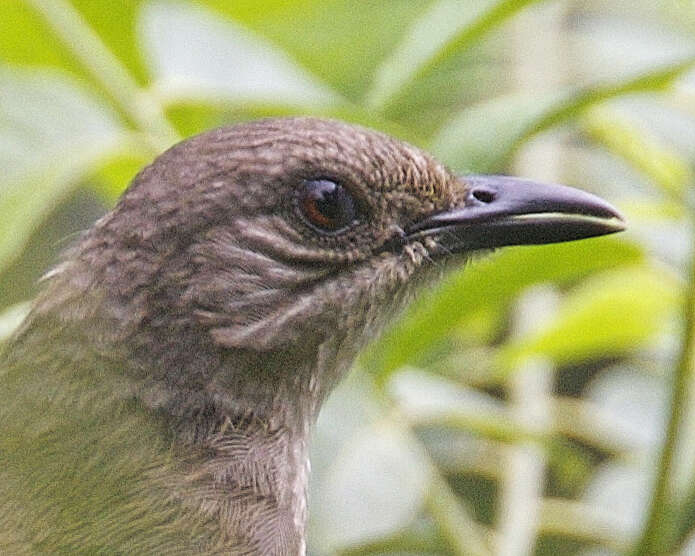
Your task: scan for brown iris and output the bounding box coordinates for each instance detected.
[299,179,358,233]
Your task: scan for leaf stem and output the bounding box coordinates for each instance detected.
[25,0,180,153]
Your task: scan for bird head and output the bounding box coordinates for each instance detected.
[35,117,624,425]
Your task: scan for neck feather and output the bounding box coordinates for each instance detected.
[172,409,310,555]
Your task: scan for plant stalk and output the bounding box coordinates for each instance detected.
[632,220,695,556]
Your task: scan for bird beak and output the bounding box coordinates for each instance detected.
[407,175,626,251]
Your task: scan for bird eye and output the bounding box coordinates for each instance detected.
[298,179,358,233]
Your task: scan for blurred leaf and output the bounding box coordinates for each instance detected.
[583,462,652,538]
[93,152,150,203]
[0,2,85,78]
[426,466,492,556]
[581,106,693,200]
[366,0,545,111]
[70,0,150,85]
[390,368,505,418]
[432,59,695,172]
[388,369,535,443]
[384,49,501,138]
[310,370,383,492]
[610,98,695,163]
[568,10,695,85]
[163,98,426,147]
[584,366,668,450]
[0,68,130,274]
[620,199,685,221]
[0,1,149,89]
[206,0,429,101]
[554,396,652,456]
[364,236,643,379]
[579,1,695,39]
[138,1,340,107]
[312,421,429,550]
[0,68,123,177]
[539,497,633,553]
[433,92,557,172]
[26,0,178,151]
[497,267,681,372]
[202,0,314,26]
[334,524,445,555]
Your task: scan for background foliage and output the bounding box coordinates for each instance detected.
[1,1,695,555]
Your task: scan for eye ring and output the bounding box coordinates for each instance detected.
[297,179,359,234]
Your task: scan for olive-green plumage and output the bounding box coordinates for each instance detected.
[0,117,623,554]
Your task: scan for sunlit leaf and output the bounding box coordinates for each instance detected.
[93,153,150,203]
[24,0,178,152]
[163,98,426,147]
[364,237,643,379]
[620,199,685,221]
[497,267,680,371]
[138,1,340,107]
[71,0,150,85]
[0,2,84,79]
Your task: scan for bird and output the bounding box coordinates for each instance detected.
[0,117,624,555]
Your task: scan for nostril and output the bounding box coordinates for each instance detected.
[471,188,495,204]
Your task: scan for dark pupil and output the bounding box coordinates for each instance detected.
[302,179,356,232]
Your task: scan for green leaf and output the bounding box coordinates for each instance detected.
[432,91,558,172]
[138,1,340,107]
[25,0,178,151]
[0,2,86,79]
[70,0,150,85]
[364,236,643,379]
[620,199,685,221]
[163,98,426,147]
[581,106,694,201]
[0,1,148,88]
[365,0,547,111]
[431,59,695,172]
[92,152,151,203]
[0,67,130,275]
[497,267,681,372]
[205,0,430,101]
